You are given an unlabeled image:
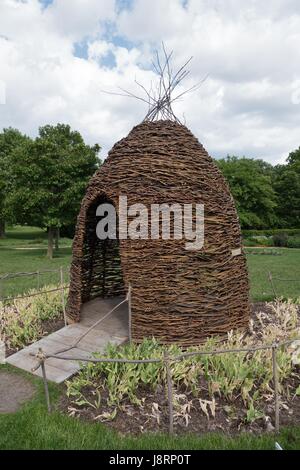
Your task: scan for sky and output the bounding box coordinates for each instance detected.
[1,0,300,164]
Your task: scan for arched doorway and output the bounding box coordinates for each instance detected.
[81,194,125,302]
[79,193,128,340]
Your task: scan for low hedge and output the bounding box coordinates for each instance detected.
[287,236,300,249]
[243,233,300,248]
[242,228,300,237]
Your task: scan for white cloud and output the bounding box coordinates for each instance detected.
[0,0,300,163]
[118,0,300,162]
[46,0,116,40]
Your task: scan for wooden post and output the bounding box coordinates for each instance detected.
[37,271,40,290]
[32,348,52,413]
[268,271,277,299]
[41,358,52,413]
[272,344,280,434]
[128,283,132,343]
[164,350,174,435]
[60,267,67,326]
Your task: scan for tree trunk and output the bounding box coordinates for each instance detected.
[0,220,5,239]
[55,227,60,251]
[47,226,54,259]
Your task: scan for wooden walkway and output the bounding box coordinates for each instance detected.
[7,297,128,384]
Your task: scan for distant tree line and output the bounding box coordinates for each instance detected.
[0,124,100,258]
[0,123,299,258]
[215,152,300,230]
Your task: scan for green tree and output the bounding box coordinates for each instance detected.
[273,148,300,227]
[216,156,277,229]
[8,124,100,258]
[0,128,30,238]
[287,147,300,167]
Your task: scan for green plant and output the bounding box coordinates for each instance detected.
[273,233,288,247]
[287,236,300,249]
[242,229,300,237]
[245,401,264,424]
[0,285,67,349]
[28,238,44,245]
[252,236,273,246]
[243,238,257,247]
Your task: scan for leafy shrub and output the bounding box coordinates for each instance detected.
[273,233,288,247]
[247,232,300,248]
[243,238,257,247]
[253,236,273,246]
[0,285,67,349]
[287,236,300,249]
[28,238,44,245]
[242,229,300,237]
[243,236,273,247]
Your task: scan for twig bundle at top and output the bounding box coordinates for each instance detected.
[101,43,208,124]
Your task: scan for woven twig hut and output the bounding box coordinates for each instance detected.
[67,119,250,346]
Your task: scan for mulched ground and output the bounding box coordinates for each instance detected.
[0,370,36,413]
[42,317,66,337]
[58,368,300,436]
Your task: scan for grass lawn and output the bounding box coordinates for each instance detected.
[0,226,72,298]
[1,227,300,450]
[1,226,300,301]
[0,364,299,450]
[246,248,300,302]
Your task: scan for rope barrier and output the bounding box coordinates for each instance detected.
[31,337,299,366]
[39,354,162,364]
[0,285,70,302]
[0,267,69,281]
[267,271,300,299]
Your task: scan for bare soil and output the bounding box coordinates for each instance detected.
[0,370,36,413]
[58,370,300,436]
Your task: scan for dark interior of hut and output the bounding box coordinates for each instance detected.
[81,194,126,304]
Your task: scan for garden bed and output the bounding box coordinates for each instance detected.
[59,371,300,436]
[4,317,65,357]
[60,299,300,436]
[0,286,67,356]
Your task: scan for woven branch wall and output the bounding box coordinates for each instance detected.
[67,120,250,346]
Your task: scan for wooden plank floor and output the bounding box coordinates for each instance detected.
[7,297,128,384]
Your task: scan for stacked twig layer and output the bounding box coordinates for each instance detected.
[67,120,250,345]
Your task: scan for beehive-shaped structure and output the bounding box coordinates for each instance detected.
[67,120,250,346]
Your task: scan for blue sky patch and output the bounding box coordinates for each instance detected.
[100,49,117,68]
[74,41,89,60]
[39,0,135,12]
[116,0,134,13]
[39,0,53,8]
